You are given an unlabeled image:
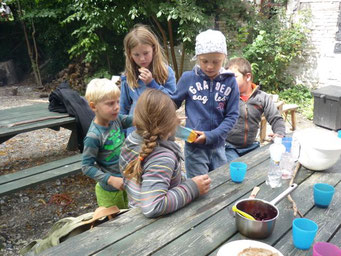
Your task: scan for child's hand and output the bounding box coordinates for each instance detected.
[192,174,211,195]
[194,130,206,144]
[108,176,124,191]
[268,133,284,141]
[138,67,153,85]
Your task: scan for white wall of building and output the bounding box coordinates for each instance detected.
[287,0,341,88]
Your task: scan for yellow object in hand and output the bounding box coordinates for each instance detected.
[175,126,198,143]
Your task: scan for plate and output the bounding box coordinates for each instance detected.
[217,240,284,256]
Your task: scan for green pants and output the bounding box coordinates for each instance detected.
[95,183,128,209]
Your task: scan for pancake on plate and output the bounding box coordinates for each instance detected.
[237,247,279,256]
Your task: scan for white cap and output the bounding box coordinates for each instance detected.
[194,29,227,58]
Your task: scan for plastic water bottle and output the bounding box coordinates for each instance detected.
[291,132,300,162]
[266,137,286,188]
[280,138,296,179]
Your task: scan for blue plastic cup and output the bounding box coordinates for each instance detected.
[282,137,293,143]
[314,183,335,208]
[229,162,247,183]
[292,218,318,250]
[282,137,293,152]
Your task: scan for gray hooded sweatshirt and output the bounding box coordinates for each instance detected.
[226,85,286,147]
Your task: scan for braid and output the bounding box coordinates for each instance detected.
[123,89,179,184]
[140,132,158,159]
[124,132,158,184]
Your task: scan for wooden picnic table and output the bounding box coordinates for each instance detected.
[0,102,78,150]
[41,144,341,256]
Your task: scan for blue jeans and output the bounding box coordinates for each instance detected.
[184,143,227,178]
[225,141,260,163]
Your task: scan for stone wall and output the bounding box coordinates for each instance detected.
[287,0,341,88]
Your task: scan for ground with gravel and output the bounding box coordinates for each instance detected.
[0,82,97,256]
[0,81,315,256]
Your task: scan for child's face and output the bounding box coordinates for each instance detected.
[229,66,251,95]
[130,43,153,69]
[91,96,120,126]
[198,53,225,79]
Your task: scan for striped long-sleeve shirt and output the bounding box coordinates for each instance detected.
[119,131,199,218]
[82,115,133,192]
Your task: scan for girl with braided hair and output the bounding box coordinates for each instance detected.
[119,89,211,218]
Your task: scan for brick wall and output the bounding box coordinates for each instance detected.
[287,0,341,88]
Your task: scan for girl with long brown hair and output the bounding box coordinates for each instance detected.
[119,89,211,218]
[120,24,176,135]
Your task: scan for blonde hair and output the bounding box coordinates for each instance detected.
[85,78,120,104]
[123,24,169,89]
[123,89,179,183]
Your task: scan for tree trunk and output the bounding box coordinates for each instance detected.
[167,19,179,80]
[179,43,185,76]
[152,15,169,61]
[31,20,43,87]
[17,0,42,87]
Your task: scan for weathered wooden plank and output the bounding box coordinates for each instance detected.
[94,159,273,255]
[41,146,271,256]
[0,103,49,121]
[0,114,70,130]
[155,164,314,256]
[40,207,157,256]
[329,225,341,246]
[40,153,341,256]
[208,167,340,256]
[0,154,81,185]
[275,177,341,255]
[0,102,76,142]
[0,116,75,137]
[0,160,82,196]
[0,108,65,125]
[0,103,61,127]
[207,143,270,189]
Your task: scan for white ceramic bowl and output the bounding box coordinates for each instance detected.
[295,128,341,171]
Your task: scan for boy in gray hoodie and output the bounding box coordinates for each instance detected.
[225,57,286,162]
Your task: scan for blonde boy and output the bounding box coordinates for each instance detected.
[82,78,133,209]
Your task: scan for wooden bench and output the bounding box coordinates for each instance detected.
[0,103,78,150]
[0,154,82,196]
[259,94,299,142]
[282,103,299,131]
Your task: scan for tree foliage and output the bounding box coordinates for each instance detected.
[1,0,310,100]
[242,10,309,92]
[62,0,132,70]
[61,0,214,80]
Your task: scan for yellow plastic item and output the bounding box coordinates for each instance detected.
[175,126,198,143]
[232,205,256,221]
[187,129,198,143]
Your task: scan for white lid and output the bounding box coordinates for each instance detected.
[274,137,282,144]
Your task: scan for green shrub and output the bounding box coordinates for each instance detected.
[243,10,310,92]
[84,69,113,86]
[279,84,313,120]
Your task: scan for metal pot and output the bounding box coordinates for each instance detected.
[234,183,298,239]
